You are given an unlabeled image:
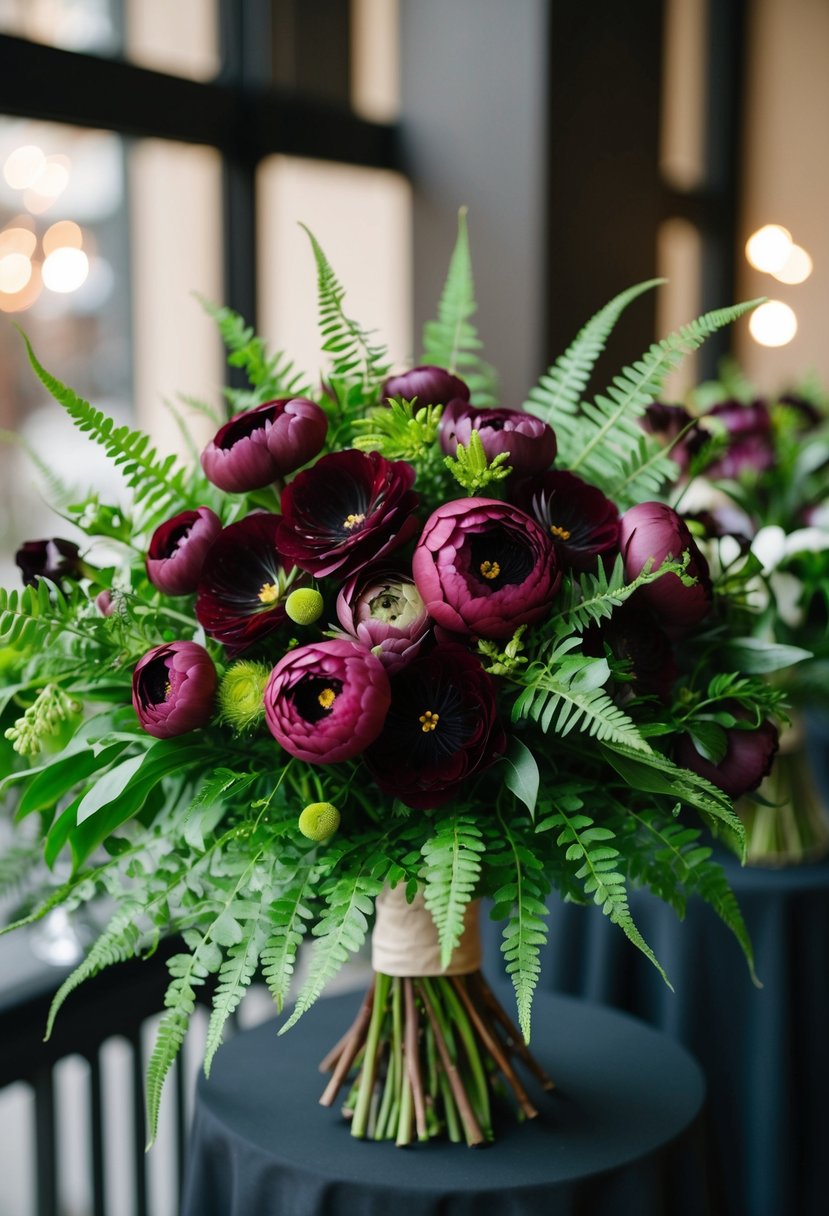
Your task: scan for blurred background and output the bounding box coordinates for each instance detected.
[0,1,827,1214]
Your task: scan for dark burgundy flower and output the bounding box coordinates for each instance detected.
[511,470,620,571]
[583,601,676,702]
[335,568,430,673]
[675,716,779,800]
[440,401,556,476]
[702,399,774,479]
[413,498,560,639]
[619,502,712,633]
[16,539,86,588]
[278,450,420,579]
[132,641,217,739]
[146,507,221,596]
[201,398,328,492]
[642,402,707,470]
[195,514,296,653]
[365,643,507,809]
[264,639,391,763]
[382,365,470,407]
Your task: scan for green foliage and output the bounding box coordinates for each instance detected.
[542,553,692,641]
[477,625,528,677]
[0,581,104,653]
[490,815,550,1042]
[444,429,512,494]
[199,297,311,410]
[421,814,485,969]
[45,902,142,1040]
[421,208,499,405]
[5,683,81,756]
[260,870,316,1013]
[353,397,443,460]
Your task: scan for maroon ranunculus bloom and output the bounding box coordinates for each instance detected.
[642,402,707,470]
[365,643,507,809]
[335,567,431,673]
[702,399,774,479]
[195,514,296,653]
[16,538,85,588]
[382,365,470,407]
[675,715,779,800]
[413,498,560,639]
[278,449,420,579]
[583,601,676,702]
[132,641,217,739]
[511,469,620,572]
[146,506,221,596]
[201,397,328,493]
[264,639,391,764]
[440,401,557,476]
[619,502,712,633]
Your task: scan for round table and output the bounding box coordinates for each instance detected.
[182,988,708,1216]
[486,853,829,1216]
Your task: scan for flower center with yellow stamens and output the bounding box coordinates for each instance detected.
[164,680,172,699]
[549,524,571,541]
[317,687,337,710]
[343,513,366,530]
[419,710,440,732]
[479,560,501,580]
[258,582,280,605]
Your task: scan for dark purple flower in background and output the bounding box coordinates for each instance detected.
[196,514,295,653]
[16,538,86,588]
[702,399,774,479]
[132,641,217,739]
[278,449,420,579]
[511,470,620,571]
[675,715,779,800]
[619,502,712,633]
[583,601,676,702]
[201,397,328,492]
[642,402,707,471]
[365,643,507,809]
[95,589,114,616]
[264,639,391,763]
[382,365,470,408]
[335,567,430,672]
[440,401,557,476]
[413,498,560,638]
[146,507,221,596]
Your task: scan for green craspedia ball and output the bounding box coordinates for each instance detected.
[298,802,341,841]
[217,660,270,732]
[285,587,324,625]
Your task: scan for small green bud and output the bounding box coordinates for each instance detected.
[298,801,341,841]
[217,661,270,732]
[285,588,324,625]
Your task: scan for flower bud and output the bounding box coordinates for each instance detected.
[285,587,324,625]
[217,660,270,732]
[298,802,341,841]
[132,641,217,739]
[146,507,221,596]
[16,538,87,588]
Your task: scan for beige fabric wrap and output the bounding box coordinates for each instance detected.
[371,885,482,976]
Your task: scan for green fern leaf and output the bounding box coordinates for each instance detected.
[203,907,268,1076]
[0,581,105,652]
[145,949,214,1146]
[45,903,142,1040]
[490,815,549,1042]
[260,870,316,1014]
[198,297,311,406]
[421,814,485,969]
[421,207,498,405]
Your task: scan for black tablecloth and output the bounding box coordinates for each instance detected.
[483,855,829,1216]
[182,988,708,1216]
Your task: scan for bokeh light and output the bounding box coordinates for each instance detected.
[42,247,90,293]
[0,252,33,294]
[771,244,813,285]
[745,224,793,274]
[0,226,37,258]
[748,300,798,347]
[43,220,84,255]
[3,144,46,190]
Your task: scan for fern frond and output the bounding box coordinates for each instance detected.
[421,208,498,405]
[260,869,315,1013]
[524,278,662,424]
[278,868,381,1033]
[198,297,311,407]
[490,815,549,1042]
[0,581,104,652]
[22,334,201,525]
[203,901,269,1076]
[421,814,485,969]
[545,553,689,640]
[546,809,670,985]
[45,903,142,1040]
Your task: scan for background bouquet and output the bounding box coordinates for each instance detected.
[0,215,801,1147]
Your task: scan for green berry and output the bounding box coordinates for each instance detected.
[285,588,324,626]
[298,802,341,841]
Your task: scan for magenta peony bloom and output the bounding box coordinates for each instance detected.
[335,567,430,672]
[278,449,420,579]
[195,514,296,653]
[146,507,221,596]
[412,498,560,639]
[619,502,712,632]
[365,643,507,809]
[201,398,328,492]
[132,641,217,738]
[16,538,86,588]
[511,470,620,571]
[440,402,557,475]
[382,365,470,407]
[702,399,774,479]
[264,639,391,763]
[675,716,779,800]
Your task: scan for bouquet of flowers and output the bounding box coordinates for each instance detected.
[0,215,798,1149]
[645,365,829,863]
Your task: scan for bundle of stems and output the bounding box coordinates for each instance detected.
[319,971,555,1147]
[741,745,829,866]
